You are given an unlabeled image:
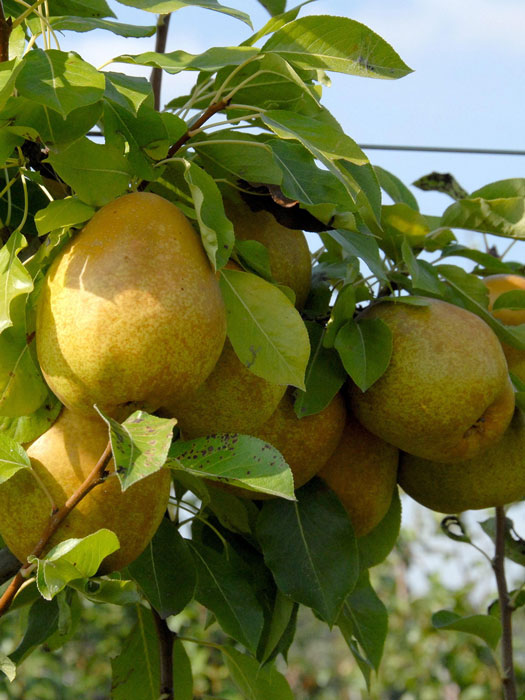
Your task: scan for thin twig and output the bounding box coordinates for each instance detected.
[152,608,175,700]
[0,441,113,618]
[151,13,171,111]
[493,506,518,700]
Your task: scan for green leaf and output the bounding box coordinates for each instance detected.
[207,486,259,534]
[45,0,115,17]
[294,321,346,418]
[0,432,30,484]
[0,232,33,333]
[182,160,234,269]
[493,290,525,311]
[263,109,367,167]
[357,488,402,569]
[479,516,525,567]
[440,243,517,274]
[104,72,153,113]
[269,139,355,211]
[401,239,446,295]
[47,137,132,207]
[219,268,310,390]
[335,317,392,392]
[111,606,160,700]
[337,570,388,686]
[9,597,59,664]
[69,577,141,606]
[441,194,525,239]
[97,409,175,491]
[16,50,105,117]
[234,240,273,281]
[193,132,282,187]
[262,15,412,78]
[0,324,48,417]
[324,285,356,348]
[49,16,156,37]
[471,178,525,199]
[116,0,252,26]
[168,433,295,500]
[0,653,15,682]
[432,610,502,650]
[0,60,22,111]
[327,229,388,283]
[190,541,265,653]
[172,640,194,700]
[114,45,257,74]
[30,529,120,600]
[128,519,196,618]
[259,591,297,665]
[34,198,95,236]
[222,645,294,700]
[256,0,286,15]
[257,479,359,624]
[374,165,419,209]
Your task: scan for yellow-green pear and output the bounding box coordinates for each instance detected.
[318,414,399,536]
[349,298,515,463]
[399,408,525,513]
[162,339,286,438]
[225,197,311,309]
[37,192,227,417]
[253,389,347,491]
[483,273,525,382]
[0,409,171,573]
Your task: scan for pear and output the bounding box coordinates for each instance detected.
[483,273,525,382]
[252,389,347,491]
[36,192,227,418]
[318,414,399,536]
[163,339,286,439]
[349,298,515,462]
[225,197,311,309]
[399,408,525,513]
[0,409,171,573]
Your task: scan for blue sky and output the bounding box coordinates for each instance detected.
[69,0,525,226]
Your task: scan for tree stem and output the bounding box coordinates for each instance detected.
[0,441,113,617]
[151,13,171,111]
[493,506,517,700]
[0,548,20,585]
[152,608,175,700]
[0,1,12,63]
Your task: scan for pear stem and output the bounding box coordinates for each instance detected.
[0,441,113,618]
[493,505,517,700]
[152,607,175,699]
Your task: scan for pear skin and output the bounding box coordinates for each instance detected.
[163,339,286,438]
[483,273,525,383]
[349,298,515,463]
[37,192,226,417]
[225,197,311,309]
[318,415,399,536]
[399,408,525,513]
[0,409,171,573]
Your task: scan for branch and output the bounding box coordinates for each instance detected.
[0,2,12,63]
[137,97,230,191]
[151,13,171,111]
[493,506,518,700]
[152,608,175,700]
[0,441,113,618]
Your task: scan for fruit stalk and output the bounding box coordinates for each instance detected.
[493,506,517,700]
[0,441,113,618]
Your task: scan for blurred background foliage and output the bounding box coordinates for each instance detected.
[1,501,524,699]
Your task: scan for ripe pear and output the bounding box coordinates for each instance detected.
[252,389,347,491]
[349,298,515,462]
[162,339,286,438]
[36,192,227,418]
[399,408,525,513]
[483,273,525,382]
[225,197,311,308]
[0,409,171,573]
[318,414,399,536]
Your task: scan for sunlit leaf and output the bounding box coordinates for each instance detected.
[116,0,252,26]
[432,610,502,650]
[0,432,30,485]
[262,15,413,78]
[34,198,95,236]
[335,317,392,392]
[114,46,258,74]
